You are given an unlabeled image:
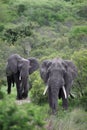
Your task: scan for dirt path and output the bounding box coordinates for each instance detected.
[16,98,31,105]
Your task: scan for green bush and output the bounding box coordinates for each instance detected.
[77,5,87,18]
[0,24,4,32]
[2,23,33,44]
[30,72,48,105]
[0,91,5,99]
[69,26,87,49]
[0,99,45,130]
[71,0,86,4]
[0,0,10,4]
[70,26,87,36]
[80,88,87,111]
[17,4,26,15]
[72,49,87,97]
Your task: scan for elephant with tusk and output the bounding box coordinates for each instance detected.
[6,54,39,100]
[40,58,78,114]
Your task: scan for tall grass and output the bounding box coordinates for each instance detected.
[49,108,87,130]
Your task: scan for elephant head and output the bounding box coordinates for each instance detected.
[6,54,39,99]
[40,58,78,114]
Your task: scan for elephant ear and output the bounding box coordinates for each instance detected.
[28,57,39,74]
[40,60,52,84]
[64,60,78,80]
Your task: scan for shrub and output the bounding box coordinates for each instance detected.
[0,0,10,4]
[0,91,5,99]
[30,72,48,105]
[17,4,26,15]
[72,49,87,97]
[0,24,4,32]
[0,99,45,130]
[77,6,87,18]
[69,26,87,49]
[80,88,87,111]
[2,23,33,45]
[70,26,87,36]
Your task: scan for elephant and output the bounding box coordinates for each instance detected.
[6,54,39,100]
[40,58,78,114]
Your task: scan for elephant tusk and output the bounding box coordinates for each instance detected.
[62,86,67,99]
[19,75,21,80]
[43,85,49,95]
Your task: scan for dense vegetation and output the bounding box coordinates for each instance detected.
[0,0,87,129]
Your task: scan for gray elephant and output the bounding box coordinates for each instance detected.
[40,58,78,114]
[6,54,39,100]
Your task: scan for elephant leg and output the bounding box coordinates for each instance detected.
[22,78,29,99]
[11,75,15,87]
[62,98,68,110]
[14,73,22,99]
[60,88,68,110]
[7,76,11,94]
[48,87,52,108]
[24,81,29,98]
[48,87,59,114]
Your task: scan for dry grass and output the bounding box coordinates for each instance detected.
[46,108,87,130]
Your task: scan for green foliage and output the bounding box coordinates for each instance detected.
[30,72,48,104]
[0,0,10,4]
[14,0,72,26]
[0,98,46,130]
[69,26,87,49]
[71,0,86,4]
[77,5,87,18]
[0,1,18,24]
[79,88,87,111]
[72,49,87,97]
[0,24,4,32]
[0,90,5,99]
[2,23,33,45]
[70,26,87,37]
[17,4,26,16]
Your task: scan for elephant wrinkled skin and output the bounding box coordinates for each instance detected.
[6,54,39,100]
[40,58,78,114]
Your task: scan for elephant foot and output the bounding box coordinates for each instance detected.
[52,109,58,115]
[48,109,52,115]
[7,89,11,94]
[7,92,11,94]
[62,99,68,110]
[48,109,57,115]
[22,92,28,99]
[16,95,22,100]
[62,105,68,110]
